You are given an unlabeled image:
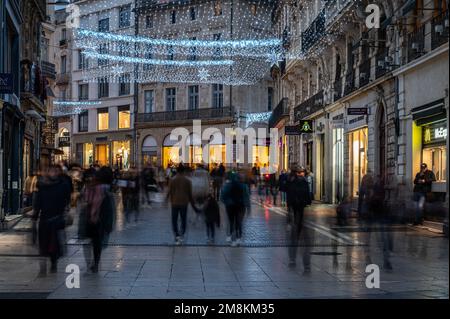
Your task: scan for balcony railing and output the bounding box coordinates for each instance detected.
[56,73,70,85]
[333,80,342,102]
[301,8,326,53]
[136,106,234,124]
[406,23,426,63]
[268,98,289,128]
[20,60,45,103]
[375,48,390,78]
[325,0,354,28]
[294,90,324,122]
[343,71,355,96]
[359,59,371,87]
[41,61,56,80]
[431,10,449,50]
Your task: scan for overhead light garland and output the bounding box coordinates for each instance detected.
[246,111,272,127]
[71,0,284,85]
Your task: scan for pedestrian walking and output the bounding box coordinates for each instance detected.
[81,166,115,273]
[141,165,157,206]
[305,166,314,205]
[279,170,288,206]
[413,163,436,225]
[286,165,311,270]
[358,170,374,218]
[220,172,250,247]
[203,194,221,244]
[166,164,199,245]
[121,168,140,223]
[269,173,279,205]
[32,165,71,275]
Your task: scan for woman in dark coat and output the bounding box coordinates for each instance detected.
[33,165,71,274]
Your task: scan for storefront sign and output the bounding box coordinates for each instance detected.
[422,121,447,146]
[0,73,13,94]
[284,125,302,135]
[59,136,70,147]
[347,107,368,115]
[299,120,314,133]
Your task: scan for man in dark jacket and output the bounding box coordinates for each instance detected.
[167,164,199,245]
[33,165,71,275]
[286,165,311,269]
[413,163,436,225]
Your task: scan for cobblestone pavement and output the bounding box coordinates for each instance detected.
[0,191,448,299]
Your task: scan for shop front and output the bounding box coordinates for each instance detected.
[412,99,447,221]
[73,131,133,168]
[142,135,158,167]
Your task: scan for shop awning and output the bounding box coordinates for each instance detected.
[412,99,446,126]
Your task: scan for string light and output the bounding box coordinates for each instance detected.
[70,0,282,85]
[246,111,272,127]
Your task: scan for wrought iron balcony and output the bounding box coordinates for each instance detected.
[406,24,426,63]
[431,10,449,50]
[301,8,325,53]
[359,59,371,88]
[136,106,234,124]
[41,61,56,80]
[268,98,289,128]
[56,73,70,85]
[343,71,356,96]
[294,90,324,122]
[325,0,354,29]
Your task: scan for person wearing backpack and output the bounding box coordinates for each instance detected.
[220,171,250,247]
[286,165,311,269]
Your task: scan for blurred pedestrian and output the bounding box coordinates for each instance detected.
[279,170,288,206]
[269,173,279,205]
[82,166,115,273]
[166,164,199,245]
[121,168,140,223]
[220,172,250,247]
[203,194,221,244]
[141,165,157,206]
[286,165,311,269]
[32,165,71,275]
[358,170,374,218]
[413,163,436,225]
[306,166,314,205]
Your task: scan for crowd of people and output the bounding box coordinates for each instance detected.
[25,158,438,274]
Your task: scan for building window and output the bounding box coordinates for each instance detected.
[188,85,199,110]
[98,18,109,32]
[212,84,223,108]
[119,74,130,96]
[98,77,109,98]
[78,50,88,69]
[97,108,109,131]
[78,83,89,100]
[61,28,66,41]
[146,15,153,28]
[60,55,67,74]
[268,87,274,111]
[119,5,131,28]
[170,10,176,24]
[144,90,154,113]
[78,111,88,132]
[166,87,176,111]
[189,37,197,61]
[143,44,153,70]
[61,88,67,100]
[167,45,174,60]
[421,120,447,182]
[214,1,222,16]
[213,33,222,59]
[118,106,130,129]
[98,43,109,66]
[190,7,197,20]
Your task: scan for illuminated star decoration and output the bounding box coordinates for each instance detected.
[266,51,282,67]
[198,68,209,81]
[111,64,124,78]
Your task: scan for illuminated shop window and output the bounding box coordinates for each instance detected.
[118,106,130,129]
[97,108,109,131]
[349,127,368,197]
